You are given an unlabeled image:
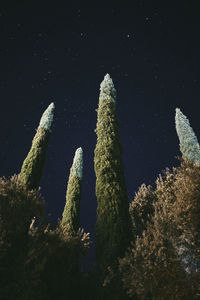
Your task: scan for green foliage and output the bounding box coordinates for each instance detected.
[18,127,51,189]
[29,224,90,300]
[0,175,44,299]
[0,174,44,245]
[0,175,90,300]
[18,102,55,190]
[119,160,200,299]
[94,75,133,281]
[61,147,83,234]
[4,78,200,299]
[61,170,82,234]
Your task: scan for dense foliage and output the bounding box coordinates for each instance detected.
[119,159,200,299]
[18,103,55,190]
[0,175,90,300]
[94,74,133,282]
[18,127,51,189]
[2,79,200,299]
[175,108,200,164]
[129,183,155,237]
[62,148,83,234]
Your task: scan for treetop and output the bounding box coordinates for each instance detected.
[99,73,116,103]
[39,102,55,132]
[71,147,83,178]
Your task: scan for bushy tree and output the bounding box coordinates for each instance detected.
[119,160,200,299]
[18,103,55,189]
[61,147,83,234]
[129,183,155,237]
[29,224,90,300]
[94,74,133,283]
[171,160,200,280]
[0,175,44,299]
[0,175,90,300]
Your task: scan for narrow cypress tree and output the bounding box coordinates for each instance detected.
[175,108,200,164]
[61,147,83,234]
[94,74,133,275]
[18,103,55,190]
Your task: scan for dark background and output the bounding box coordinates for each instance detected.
[1,1,200,268]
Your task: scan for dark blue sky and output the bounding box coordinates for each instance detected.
[1,2,200,266]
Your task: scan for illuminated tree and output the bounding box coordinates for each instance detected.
[61,147,83,234]
[18,103,55,190]
[119,161,200,299]
[175,108,200,164]
[129,183,155,237]
[94,74,133,277]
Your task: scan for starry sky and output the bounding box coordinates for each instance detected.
[1,2,200,266]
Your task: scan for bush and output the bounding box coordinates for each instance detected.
[0,175,90,300]
[119,160,200,299]
[129,183,155,237]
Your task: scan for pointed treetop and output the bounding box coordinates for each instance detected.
[175,108,190,127]
[71,147,83,178]
[175,107,200,164]
[99,73,116,103]
[39,102,55,131]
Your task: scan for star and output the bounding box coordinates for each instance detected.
[80,32,86,38]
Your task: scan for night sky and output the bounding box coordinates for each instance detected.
[1,2,200,266]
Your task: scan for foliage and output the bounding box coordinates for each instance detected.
[18,127,51,189]
[71,147,83,178]
[119,159,200,299]
[0,174,44,248]
[61,148,83,234]
[99,73,116,103]
[175,108,200,164]
[94,74,134,280]
[18,102,55,190]
[3,80,200,299]
[38,102,55,131]
[129,183,155,237]
[61,173,82,234]
[28,224,90,300]
[0,175,90,300]
[0,175,44,299]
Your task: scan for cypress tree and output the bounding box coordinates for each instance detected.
[18,102,55,190]
[94,74,133,276]
[61,147,83,234]
[175,108,200,164]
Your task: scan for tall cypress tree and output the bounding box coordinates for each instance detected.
[18,102,55,190]
[175,108,200,164]
[61,147,83,234]
[94,74,133,276]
